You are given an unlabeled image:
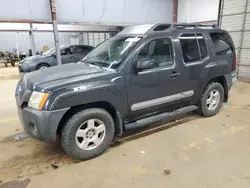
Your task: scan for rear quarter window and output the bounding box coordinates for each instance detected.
[209,32,234,55]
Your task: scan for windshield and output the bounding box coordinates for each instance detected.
[42,47,55,56]
[82,36,142,69]
[42,45,70,56]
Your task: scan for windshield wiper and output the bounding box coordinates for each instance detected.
[84,60,105,70]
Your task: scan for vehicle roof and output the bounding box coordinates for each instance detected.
[60,44,93,49]
[117,23,224,36]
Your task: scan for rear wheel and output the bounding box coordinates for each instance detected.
[198,82,224,117]
[60,108,115,160]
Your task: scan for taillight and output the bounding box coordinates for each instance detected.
[233,55,237,71]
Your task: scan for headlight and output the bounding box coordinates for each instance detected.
[23,60,30,64]
[20,61,30,67]
[28,91,50,110]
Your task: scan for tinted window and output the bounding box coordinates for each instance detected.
[75,46,91,54]
[210,32,233,55]
[180,34,200,63]
[137,38,174,68]
[60,47,73,56]
[84,36,142,69]
[197,34,207,59]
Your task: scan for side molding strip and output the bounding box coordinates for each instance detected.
[131,90,194,111]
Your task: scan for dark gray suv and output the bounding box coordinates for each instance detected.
[18,44,93,72]
[15,23,237,160]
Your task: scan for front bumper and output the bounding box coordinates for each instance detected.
[18,63,36,73]
[17,106,69,141]
[15,81,69,141]
[18,64,31,73]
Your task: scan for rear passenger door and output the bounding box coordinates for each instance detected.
[178,33,210,103]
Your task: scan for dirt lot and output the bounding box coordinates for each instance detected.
[0,64,20,80]
[0,79,250,188]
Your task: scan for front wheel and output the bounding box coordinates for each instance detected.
[198,82,224,117]
[60,108,115,160]
[37,64,49,70]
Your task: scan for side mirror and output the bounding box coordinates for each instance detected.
[135,58,155,72]
[52,53,56,58]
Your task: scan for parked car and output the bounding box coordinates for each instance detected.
[15,23,237,160]
[18,44,93,72]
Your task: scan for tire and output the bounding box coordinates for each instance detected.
[36,63,49,70]
[198,82,224,117]
[60,108,115,160]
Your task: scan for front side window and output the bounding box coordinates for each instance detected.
[83,36,142,69]
[180,34,200,63]
[136,38,174,68]
[61,47,73,56]
[75,46,91,54]
[75,46,85,53]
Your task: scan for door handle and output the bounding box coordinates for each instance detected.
[171,72,180,78]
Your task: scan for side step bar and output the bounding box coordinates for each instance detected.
[124,105,197,130]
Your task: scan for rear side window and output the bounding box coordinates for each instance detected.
[179,34,200,63]
[210,32,233,55]
[197,34,207,59]
[179,33,207,63]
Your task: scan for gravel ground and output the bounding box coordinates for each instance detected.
[0,80,250,188]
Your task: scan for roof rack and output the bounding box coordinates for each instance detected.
[146,23,220,33]
[172,23,219,29]
[117,23,220,36]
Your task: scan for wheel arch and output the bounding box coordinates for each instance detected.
[56,101,123,138]
[205,75,228,102]
[36,62,50,70]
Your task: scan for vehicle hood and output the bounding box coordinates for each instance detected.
[22,63,108,90]
[20,55,46,64]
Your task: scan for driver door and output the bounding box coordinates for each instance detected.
[61,46,75,64]
[126,37,187,117]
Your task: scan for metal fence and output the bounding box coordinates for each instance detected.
[219,0,250,82]
[0,30,118,53]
